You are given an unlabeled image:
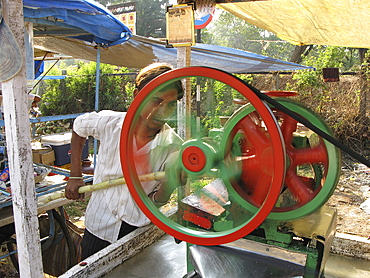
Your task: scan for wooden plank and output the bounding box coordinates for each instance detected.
[60,223,165,278]
[331,233,370,261]
[1,0,44,276]
[0,198,74,228]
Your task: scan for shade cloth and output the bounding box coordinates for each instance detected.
[218,0,370,48]
[34,35,312,73]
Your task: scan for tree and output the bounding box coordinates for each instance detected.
[135,0,169,37]
[96,0,169,38]
[204,10,295,61]
[39,62,135,115]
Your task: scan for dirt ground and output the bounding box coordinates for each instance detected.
[325,156,370,238]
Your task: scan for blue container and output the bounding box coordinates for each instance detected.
[41,132,88,166]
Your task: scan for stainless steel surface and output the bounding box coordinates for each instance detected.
[190,244,304,278]
[105,234,370,278]
[226,238,307,266]
[106,234,186,278]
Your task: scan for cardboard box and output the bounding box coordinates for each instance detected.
[32,148,55,165]
[34,174,44,183]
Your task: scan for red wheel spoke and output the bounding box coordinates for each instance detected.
[280,114,298,147]
[290,143,328,166]
[240,156,263,193]
[285,170,313,203]
[250,173,273,206]
[239,116,269,147]
[240,154,259,172]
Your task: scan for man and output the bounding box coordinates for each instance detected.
[65,63,184,260]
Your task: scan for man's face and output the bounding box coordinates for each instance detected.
[139,87,179,131]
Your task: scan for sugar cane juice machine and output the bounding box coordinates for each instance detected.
[120,67,341,278]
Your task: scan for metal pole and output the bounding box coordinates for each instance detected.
[95,47,101,112]
[93,47,101,167]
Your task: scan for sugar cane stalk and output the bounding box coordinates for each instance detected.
[38,171,165,204]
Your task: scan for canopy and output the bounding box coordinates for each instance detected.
[25,0,311,73]
[218,0,370,48]
[34,35,312,73]
[24,0,132,46]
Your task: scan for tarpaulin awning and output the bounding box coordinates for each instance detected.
[23,0,132,46]
[218,0,370,48]
[34,35,312,73]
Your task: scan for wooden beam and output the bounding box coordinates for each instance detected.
[1,0,44,277]
[215,0,266,3]
[59,208,177,277]
[60,223,166,278]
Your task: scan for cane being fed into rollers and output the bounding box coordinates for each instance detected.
[37,171,167,205]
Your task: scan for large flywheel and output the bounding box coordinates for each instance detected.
[229,97,341,221]
[120,67,286,245]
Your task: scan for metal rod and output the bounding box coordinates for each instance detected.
[93,47,101,169]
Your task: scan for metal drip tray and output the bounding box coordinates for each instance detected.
[189,244,305,278]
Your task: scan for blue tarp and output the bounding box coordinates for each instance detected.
[34,60,44,79]
[34,35,313,73]
[35,75,66,80]
[23,0,132,46]
[28,0,312,73]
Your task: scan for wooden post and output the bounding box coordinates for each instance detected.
[176,46,192,199]
[272,71,280,90]
[1,0,44,277]
[177,46,192,140]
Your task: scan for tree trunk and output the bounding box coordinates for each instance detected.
[290,45,312,64]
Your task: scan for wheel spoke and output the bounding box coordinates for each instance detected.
[280,114,298,147]
[285,170,313,203]
[249,173,273,206]
[265,98,340,221]
[290,142,328,167]
[238,115,270,147]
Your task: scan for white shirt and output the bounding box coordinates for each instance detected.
[73,110,182,243]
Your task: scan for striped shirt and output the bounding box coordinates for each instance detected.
[74,110,182,243]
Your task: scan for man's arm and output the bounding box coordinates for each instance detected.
[149,151,186,207]
[65,130,87,200]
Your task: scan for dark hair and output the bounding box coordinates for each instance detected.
[135,63,184,99]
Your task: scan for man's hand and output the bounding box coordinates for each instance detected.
[151,152,187,206]
[65,179,85,201]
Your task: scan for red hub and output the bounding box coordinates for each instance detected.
[182,146,207,172]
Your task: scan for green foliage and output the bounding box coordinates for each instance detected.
[135,0,169,38]
[284,46,369,152]
[96,0,169,38]
[287,46,351,97]
[285,46,352,103]
[197,74,253,134]
[204,10,295,61]
[362,51,370,82]
[39,61,134,115]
